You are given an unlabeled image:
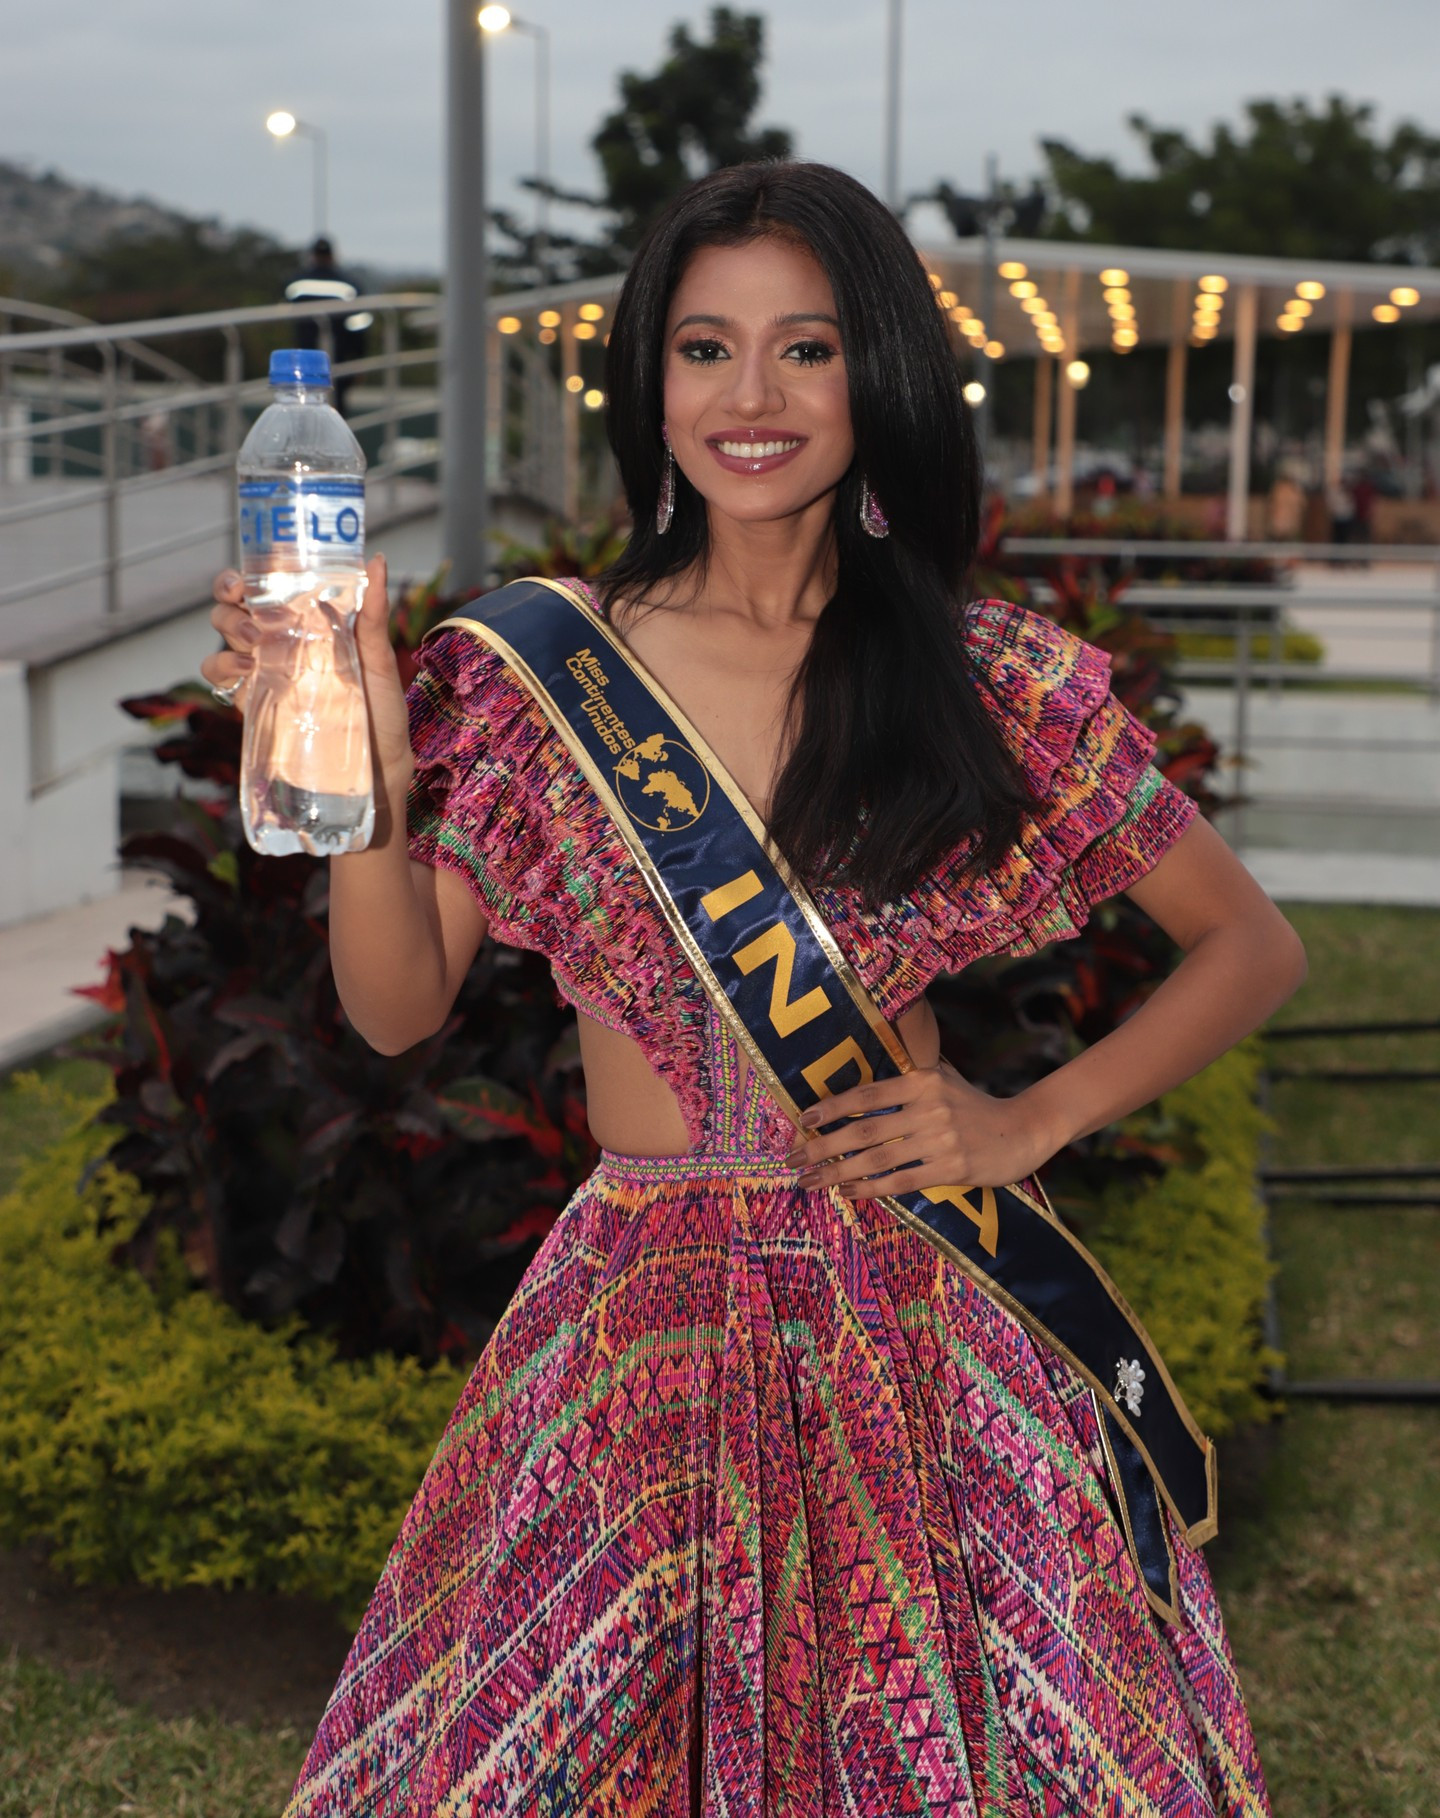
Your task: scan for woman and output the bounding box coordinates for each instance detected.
[207,161,1299,1816]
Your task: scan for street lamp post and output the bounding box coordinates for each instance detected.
[265,111,328,241]
[444,0,490,593]
[882,0,903,212]
[478,6,553,286]
[974,153,999,455]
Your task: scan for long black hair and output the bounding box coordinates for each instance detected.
[598,159,1037,908]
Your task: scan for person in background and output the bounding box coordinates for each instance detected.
[1352,470,1378,561]
[1267,464,1306,542]
[1327,471,1357,547]
[283,237,372,420]
[139,408,173,471]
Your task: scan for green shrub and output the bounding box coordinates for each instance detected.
[0,1075,464,1630]
[1176,628,1326,666]
[1084,1037,1281,1436]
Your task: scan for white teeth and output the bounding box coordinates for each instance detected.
[716,439,801,458]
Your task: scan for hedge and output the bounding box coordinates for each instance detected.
[0,1075,464,1630]
[1174,628,1325,667]
[1085,1034,1280,1436]
[0,1053,1277,1623]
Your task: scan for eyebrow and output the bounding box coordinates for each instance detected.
[670,311,840,334]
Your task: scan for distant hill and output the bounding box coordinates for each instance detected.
[0,159,237,279]
[0,159,430,297]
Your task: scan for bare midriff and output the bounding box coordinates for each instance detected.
[576,993,942,1157]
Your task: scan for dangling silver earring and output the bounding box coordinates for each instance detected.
[657,428,675,535]
[860,475,889,539]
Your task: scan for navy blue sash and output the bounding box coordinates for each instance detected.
[428,577,1219,1626]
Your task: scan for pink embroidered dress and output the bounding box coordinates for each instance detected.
[283,586,1271,1818]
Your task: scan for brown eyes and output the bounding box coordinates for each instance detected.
[674,337,838,367]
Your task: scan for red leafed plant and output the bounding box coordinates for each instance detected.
[84,675,594,1370]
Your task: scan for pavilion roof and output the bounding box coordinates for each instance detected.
[919,234,1439,361]
[490,234,1439,363]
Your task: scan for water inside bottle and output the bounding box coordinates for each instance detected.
[240,565,375,857]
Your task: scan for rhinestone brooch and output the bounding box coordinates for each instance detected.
[1114,1357,1146,1417]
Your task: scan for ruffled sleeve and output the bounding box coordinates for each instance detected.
[957,596,1198,953]
[776,597,1204,1018]
[404,625,549,935]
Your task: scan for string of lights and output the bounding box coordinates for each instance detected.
[480,260,1425,426]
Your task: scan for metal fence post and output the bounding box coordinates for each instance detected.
[48,345,62,477]
[223,326,243,567]
[1431,554,1440,707]
[101,341,120,615]
[1232,602,1251,852]
[383,308,400,516]
[0,320,9,485]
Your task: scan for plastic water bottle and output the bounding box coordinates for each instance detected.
[236,348,374,856]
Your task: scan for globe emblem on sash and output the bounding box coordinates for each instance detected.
[614,732,710,832]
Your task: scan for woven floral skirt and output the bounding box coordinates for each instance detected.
[282,1148,1271,1817]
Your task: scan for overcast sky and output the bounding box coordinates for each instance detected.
[2,0,1437,274]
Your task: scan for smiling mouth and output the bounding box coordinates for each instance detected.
[710,437,805,457]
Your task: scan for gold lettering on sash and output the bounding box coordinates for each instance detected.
[801,1037,874,1099]
[732,923,831,1038]
[699,869,765,923]
[927,1183,1000,1257]
[563,647,633,754]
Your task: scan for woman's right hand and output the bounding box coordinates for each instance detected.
[202,554,414,783]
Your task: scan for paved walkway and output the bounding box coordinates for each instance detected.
[1242,849,1440,908]
[0,871,188,1073]
[1287,560,1440,682]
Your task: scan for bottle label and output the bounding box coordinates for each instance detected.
[239,478,365,565]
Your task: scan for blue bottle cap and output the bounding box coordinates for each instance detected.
[269,348,331,387]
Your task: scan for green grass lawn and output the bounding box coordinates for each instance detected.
[0,1649,305,1818]
[1,908,1436,1814]
[1209,903,1440,1818]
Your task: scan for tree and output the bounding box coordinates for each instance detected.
[48,220,297,324]
[592,6,792,251]
[493,7,793,282]
[918,180,1046,241]
[1038,96,1440,264]
[13,221,308,381]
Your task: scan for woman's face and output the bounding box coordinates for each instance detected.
[661,235,854,530]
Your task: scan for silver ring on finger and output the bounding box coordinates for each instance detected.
[210,675,245,706]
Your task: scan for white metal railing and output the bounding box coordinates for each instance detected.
[1008,536,1440,852]
[0,291,571,626]
[1006,538,1440,689]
